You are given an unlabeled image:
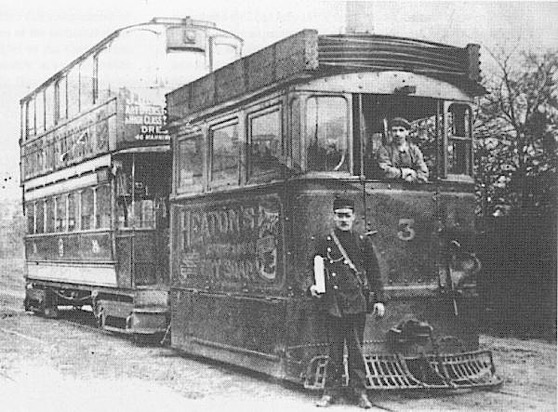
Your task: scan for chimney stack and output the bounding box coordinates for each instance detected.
[345,1,374,34]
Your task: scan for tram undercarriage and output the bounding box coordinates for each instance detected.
[24,280,168,336]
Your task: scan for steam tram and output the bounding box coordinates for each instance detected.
[166,30,501,388]
[20,18,242,334]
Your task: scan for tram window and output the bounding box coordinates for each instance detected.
[68,192,77,232]
[178,135,203,191]
[45,198,55,233]
[95,49,110,103]
[134,199,155,228]
[45,84,55,131]
[81,188,94,230]
[67,66,80,117]
[26,203,35,235]
[248,107,282,182]
[25,99,35,139]
[290,97,301,170]
[210,121,239,186]
[55,77,67,124]
[211,38,240,71]
[163,51,206,91]
[36,91,45,134]
[447,104,472,176]
[35,200,44,234]
[96,185,111,229]
[55,196,66,232]
[305,97,349,172]
[80,58,94,111]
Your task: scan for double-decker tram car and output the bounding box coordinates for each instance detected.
[166,30,501,389]
[20,17,242,335]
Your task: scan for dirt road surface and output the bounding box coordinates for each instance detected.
[0,258,556,412]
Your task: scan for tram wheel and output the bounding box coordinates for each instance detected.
[43,305,60,319]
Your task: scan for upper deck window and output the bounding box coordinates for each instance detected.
[67,66,80,117]
[55,77,67,124]
[210,120,239,187]
[45,84,55,131]
[305,96,349,173]
[36,90,45,135]
[25,99,35,139]
[247,106,282,182]
[211,36,241,71]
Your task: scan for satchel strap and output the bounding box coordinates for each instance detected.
[330,230,367,288]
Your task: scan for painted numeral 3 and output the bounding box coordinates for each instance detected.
[398,218,416,241]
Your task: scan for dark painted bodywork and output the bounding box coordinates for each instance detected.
[170,179,481,382]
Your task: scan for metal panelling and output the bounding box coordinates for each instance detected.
[26,263,118,287]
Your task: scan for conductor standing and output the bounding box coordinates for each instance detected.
[309,197,385,409]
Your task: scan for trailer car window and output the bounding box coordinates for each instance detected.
[81,188,94,230]
[46,198,55,233]
[55,195,66,232]
[26,203,35,235]
[35,200,44,234]
[68,193,77,232]
[96,185,111,229]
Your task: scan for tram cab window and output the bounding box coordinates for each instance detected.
[115,154,170,229]
[305,96,349,173]
[447,104,473,176]
[210,121,239,187]
[248,107,282,182]
[357,95,475,181]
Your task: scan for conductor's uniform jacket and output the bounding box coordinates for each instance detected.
[314,229,385,316]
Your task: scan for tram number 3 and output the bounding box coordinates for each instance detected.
[397,218,416,241]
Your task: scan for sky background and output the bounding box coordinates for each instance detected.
[1,0,556,199]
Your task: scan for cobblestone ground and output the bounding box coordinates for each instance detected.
[0,259,556,411]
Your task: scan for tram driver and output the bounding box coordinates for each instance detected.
[377,117,429,183]
[309,197,385,409]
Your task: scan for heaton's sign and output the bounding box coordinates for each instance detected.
[124,101,170,143]
[175,196,283,290]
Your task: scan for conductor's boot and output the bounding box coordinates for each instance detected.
[357,392,372,409]
[315,392,335,408]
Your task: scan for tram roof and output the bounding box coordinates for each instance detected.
[167,29,485,122]
[20,17,243,103]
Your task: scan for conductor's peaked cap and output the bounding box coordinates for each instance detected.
[389,117,411,130]
[333,197,354,211]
